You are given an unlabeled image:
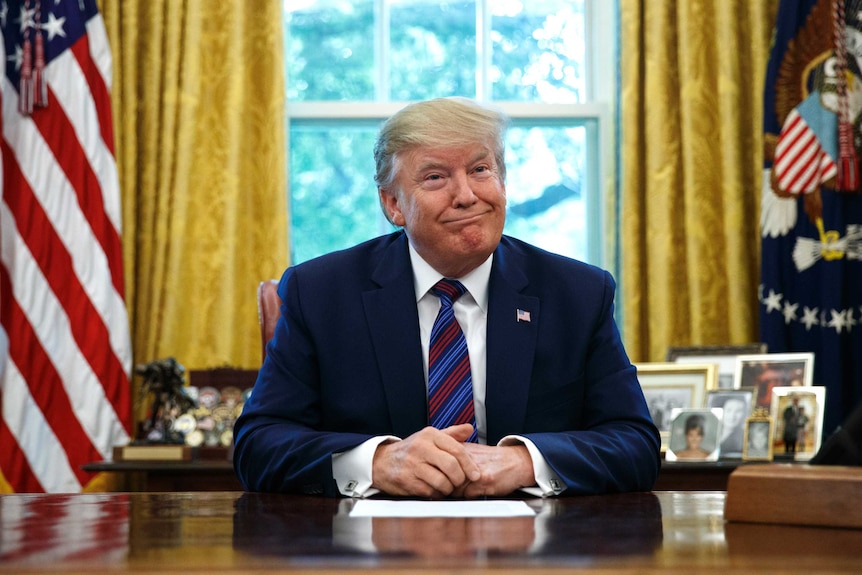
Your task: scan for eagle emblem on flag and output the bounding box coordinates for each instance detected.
[760,0,862,437]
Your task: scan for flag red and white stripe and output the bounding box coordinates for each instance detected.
[773,108,838,195]
[0,493,130,564]
[0,0,132,492]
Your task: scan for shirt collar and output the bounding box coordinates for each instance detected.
[408,243,492,313]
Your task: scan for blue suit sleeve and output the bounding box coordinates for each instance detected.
[232,269,373,496]
[522,271,661,494]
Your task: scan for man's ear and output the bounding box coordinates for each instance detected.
[379,188,405,227]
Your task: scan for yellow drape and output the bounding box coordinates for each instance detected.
[619,0,779,362]
[99,1,289,380]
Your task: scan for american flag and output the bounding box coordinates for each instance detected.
[772,105,837,194]
[0,0,132,492]
[761,0,862,437]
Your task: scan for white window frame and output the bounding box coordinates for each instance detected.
[286,1,616,267]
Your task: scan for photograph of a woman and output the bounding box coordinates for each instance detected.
[666,409,721,462]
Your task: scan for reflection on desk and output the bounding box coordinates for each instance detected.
[234,492,663,560]
[1,491,861,573]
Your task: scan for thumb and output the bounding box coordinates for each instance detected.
[441,423,476,443]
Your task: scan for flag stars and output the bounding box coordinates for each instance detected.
[763,289,783,313]
[44,12,66,40]
[7,43,22,70]
[0,2,8,29]
[827,308,850,334]
[846,308,857,333]
[801,306,820,331]
[17,4,34,33]
[782,301,799,324]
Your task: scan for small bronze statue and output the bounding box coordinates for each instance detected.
[135,357,196,444]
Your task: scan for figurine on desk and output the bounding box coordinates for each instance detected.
[135,357,197,444]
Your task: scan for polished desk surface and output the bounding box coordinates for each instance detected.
[81,459,746,492]
[1,491,861,574]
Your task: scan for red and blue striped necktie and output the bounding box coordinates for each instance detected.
[428,279,477,442]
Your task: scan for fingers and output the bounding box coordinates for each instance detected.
[440,424,481,482]
[457,443,536,498]
[372,426,479,497]
[370,426,540,498]
[441,422,475,442]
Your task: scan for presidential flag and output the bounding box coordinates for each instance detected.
[761,0,862,436]
[0,0,132,492]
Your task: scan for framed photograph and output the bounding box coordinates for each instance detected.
[665,408,723,462]
[742,415,774,461]
[734,352,815,410]
[667,343,767,389]
[770,386,826,461]
[705,388,757,459]
[636,362,718,451]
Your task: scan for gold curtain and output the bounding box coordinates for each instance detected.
[99,1,289,376]
[619,0,779,362]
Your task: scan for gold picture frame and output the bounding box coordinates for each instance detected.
[636,362,719,452]
[742,413,774,461]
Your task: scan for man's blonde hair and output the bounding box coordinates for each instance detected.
[373,97,509,192]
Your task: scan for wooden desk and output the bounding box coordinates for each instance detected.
[654,460,747,490]
[84,459,744,492]
[83,459,243,491]
[1,491,860,574]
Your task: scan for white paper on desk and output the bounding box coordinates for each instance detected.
[348,499,535,518]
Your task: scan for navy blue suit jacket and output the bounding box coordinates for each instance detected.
[233,232,660,496]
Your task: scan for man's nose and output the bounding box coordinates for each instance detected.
[450,171,478,205]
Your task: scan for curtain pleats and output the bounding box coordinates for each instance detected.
[619,0,779,361]
[100,0,288,394]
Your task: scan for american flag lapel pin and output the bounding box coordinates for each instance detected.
[516,308,531,323]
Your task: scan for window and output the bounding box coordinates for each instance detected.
[285,0,615,266]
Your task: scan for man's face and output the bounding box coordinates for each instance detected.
[750,425,768,449]
[723,399,746,428]
[380,143,506,278]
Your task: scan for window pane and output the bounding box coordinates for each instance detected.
[288,123,391,263]
[504,123,589,260]
[491,0,585,102]
[286,0,375,101]
[389,1,476,100]
[284,1,603,266]
[289,120,592,264]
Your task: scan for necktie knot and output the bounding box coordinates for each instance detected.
[432,279,466,306]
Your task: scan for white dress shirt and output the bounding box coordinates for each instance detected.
[332,245,562,497]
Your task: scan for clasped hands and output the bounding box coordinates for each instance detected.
[370,423,536,498]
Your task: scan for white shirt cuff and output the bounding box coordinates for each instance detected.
[499,435,565,497]
[331,435,400,497]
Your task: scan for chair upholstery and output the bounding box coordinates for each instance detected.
[257,279,282,362]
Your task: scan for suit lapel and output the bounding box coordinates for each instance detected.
[485,242,539,444]
[362,234,428,437]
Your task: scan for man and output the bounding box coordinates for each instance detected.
[783,395,800,454]
[233,97,660,498]
[717,396,747,457]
